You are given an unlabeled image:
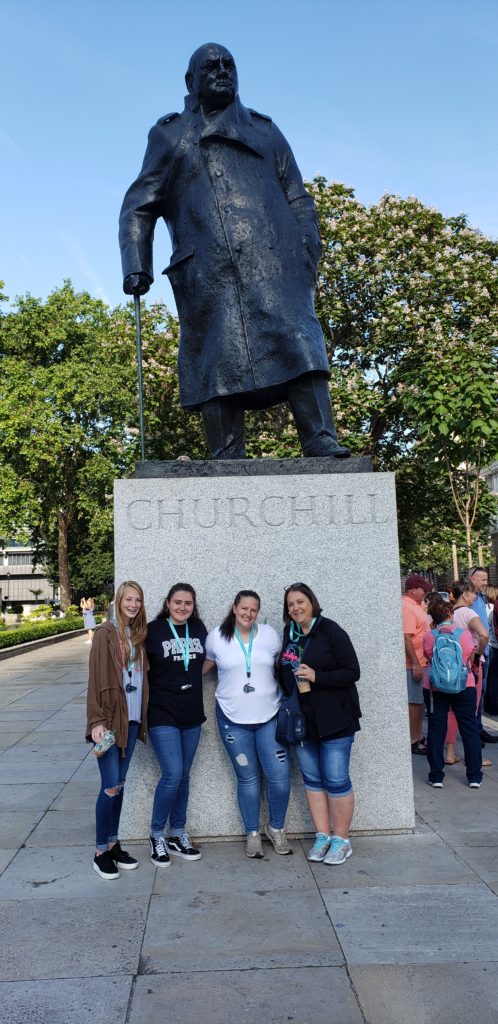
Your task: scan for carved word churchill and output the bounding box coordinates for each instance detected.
[126,492,390,532]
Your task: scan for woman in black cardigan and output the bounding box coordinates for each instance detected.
[279,583,361,866]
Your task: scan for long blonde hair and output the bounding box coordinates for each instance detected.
[114,581,147,665]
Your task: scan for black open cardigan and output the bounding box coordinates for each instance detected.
[279,615,361,739]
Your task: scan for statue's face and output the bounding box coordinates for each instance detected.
[189,45,238,112]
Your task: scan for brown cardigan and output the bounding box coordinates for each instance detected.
[86,621,149,753]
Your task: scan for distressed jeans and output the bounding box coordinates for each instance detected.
[95,721,140,851]
[216,703,291,832]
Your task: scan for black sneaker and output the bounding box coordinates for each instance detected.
[149,835,171,868]
[93,850,120,880]
[167,832,202,861]
[109,841,138,870]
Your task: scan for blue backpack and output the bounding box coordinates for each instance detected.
[429,626,468,694]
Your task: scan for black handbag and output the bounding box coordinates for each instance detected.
[276,684,306,746]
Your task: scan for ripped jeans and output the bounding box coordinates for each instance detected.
[216,703,291,833]
[95,721,140,851]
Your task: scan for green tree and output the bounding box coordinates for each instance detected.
[0,282,140,607]
[307,178,498,567]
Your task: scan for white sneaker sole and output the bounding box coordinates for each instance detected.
[323,847,353,866]
[114,860,138,870]
[93,861,119,880]
[150,856,171,868]
[167,848,202,861]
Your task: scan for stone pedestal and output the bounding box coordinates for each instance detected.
[115,458,414,838]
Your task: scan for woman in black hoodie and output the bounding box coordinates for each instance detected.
[279,583,361,866]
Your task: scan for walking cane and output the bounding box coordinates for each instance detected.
[133,293,146,462]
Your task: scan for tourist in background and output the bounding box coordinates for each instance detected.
[80,596,96,644]
[484,585,498,716]
[402,575,432,754]
[423,597,482,788]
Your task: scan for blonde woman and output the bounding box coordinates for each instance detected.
[80,597,97,643]
[86,581,148,879]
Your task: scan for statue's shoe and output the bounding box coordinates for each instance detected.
[309,442,351,459]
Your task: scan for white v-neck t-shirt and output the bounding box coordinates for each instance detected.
[205,624,281,724]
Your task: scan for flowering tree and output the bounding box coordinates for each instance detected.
[308,178,498,569]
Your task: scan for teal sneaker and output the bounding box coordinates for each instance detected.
[307,832,331,862]
[323,836,352,865]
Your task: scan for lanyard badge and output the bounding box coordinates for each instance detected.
[235,626,255,692]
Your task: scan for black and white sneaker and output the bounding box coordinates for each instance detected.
[149,835,171,867]
[167,832,202,861]
[93,850,120,880]
[110,841,138,870]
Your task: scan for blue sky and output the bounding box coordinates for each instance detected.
[2,0,497,311]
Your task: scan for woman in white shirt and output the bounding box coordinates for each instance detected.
[205,590,292,859]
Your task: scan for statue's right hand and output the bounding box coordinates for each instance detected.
[123,273,151,296]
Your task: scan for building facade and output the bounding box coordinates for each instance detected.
[0,541,58,612]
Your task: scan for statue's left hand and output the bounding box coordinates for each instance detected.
[123,273,151,296]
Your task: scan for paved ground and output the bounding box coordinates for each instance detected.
[1,638,498,1024]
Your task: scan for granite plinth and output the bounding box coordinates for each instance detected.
[115,464,414,838]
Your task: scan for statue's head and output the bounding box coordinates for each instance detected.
[185,43,238,112]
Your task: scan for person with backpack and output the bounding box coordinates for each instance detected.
[423,599,482,789]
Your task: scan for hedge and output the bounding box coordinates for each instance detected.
[0,617,86,650]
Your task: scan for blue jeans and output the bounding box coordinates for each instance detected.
[149,725,201,838]
[95,721,140,851]
[216,703,291,833]
[424,687,482,784]
[294,735,354,797]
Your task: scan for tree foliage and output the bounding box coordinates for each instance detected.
[307,179,498,569]
[1,179,497,588]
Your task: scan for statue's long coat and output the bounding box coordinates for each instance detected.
[119,97,329,410]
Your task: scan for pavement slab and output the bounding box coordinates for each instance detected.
[322,882,498,965]
[1,635,498,1022]
[0,710,49,723]
[0,733,28,750]
[0,844,155,900]
[0,810,45,848]
[152,838,314,895]
[129,967,364,1024]
[309,831,477,889]
[0,741,88,763]
[0,896,148,981]
[350,963,498,1024]
[0,761,81,784]
[0,976,133,1024]
[17,728,84,745]
[0,850,16,875]
[0,782,63,812]
[50,779,97,810]
[141,889,344,972]
[25,808,96,847]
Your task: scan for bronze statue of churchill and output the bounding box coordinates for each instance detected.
[120,43,349,459]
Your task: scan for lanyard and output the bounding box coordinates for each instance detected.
[290,618,316,643]
[235,625,255,678]
[168,618,190,672]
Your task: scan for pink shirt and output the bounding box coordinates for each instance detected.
[453,605,482,660]
[402,595,430,667]
[423,623,475,689]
